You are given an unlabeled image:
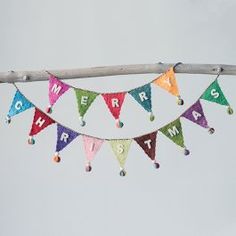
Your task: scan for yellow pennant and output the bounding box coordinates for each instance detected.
[153,67,179,96]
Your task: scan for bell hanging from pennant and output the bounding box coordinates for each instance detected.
[46,105,53,114]
[28,136,35,145]
[119,168,126,177]
[53,152,61,163]
[149,112,155,122]
[183,147,190,156]
[177,95,184,106]
[79,116,86,127]
[208,127,215,134]
[85,162,92,172]
[227,106,233,115]
[5,115,11,124]
[115,119,124,128]
[153,160,160,169]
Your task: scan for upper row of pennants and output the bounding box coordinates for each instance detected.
[45,67,184,127]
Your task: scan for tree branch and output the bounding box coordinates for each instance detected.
[0,63,235,83]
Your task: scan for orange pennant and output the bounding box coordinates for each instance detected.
[153,67,179,96]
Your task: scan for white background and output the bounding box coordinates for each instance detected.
[0,0,236,235]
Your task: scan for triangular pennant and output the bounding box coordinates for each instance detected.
[28,108,55,144]
[83,136,104,161]
[6,90,34,123]
[82,135,104,171]
[200,80,230,106]
[47,75,70,113]
[74,88,99,126]
[153,67,183,105]
[159,118,185,148]
[134,131,157,161]
[109,139,132,175]
[129,84,155,121]
[153,67,179,96]
[56,124,79,153]
[102,92,126,127]
[181,100,210,129]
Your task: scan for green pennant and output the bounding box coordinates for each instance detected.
[200,80,229,106]
[74,89,99,117]
[109,139,132,168]
[159,118,185,148]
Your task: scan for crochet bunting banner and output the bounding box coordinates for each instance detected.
[3,68,234,176]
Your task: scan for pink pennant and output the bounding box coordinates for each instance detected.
[47,75,70,112]
[82,135,104,172]
[83,135,104,161]
[102,92,126,128]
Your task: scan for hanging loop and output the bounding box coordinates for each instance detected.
[173,62,183,72]
[215,67,223,80]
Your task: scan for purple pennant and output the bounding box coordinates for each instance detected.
[56,124,79,152]
[181,100,209,128]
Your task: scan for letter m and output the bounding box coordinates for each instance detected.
[167,126,179,137]
[51,84,62,95]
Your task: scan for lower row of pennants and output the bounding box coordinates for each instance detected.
[5,77,233,176]
[25,106,192,176]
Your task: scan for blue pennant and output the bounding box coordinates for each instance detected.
[8,90,34,117]
[129,84,152,113]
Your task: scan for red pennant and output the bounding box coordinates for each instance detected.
[102,92,126,119]
[134,131,157,160]
[29,108,55,136]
